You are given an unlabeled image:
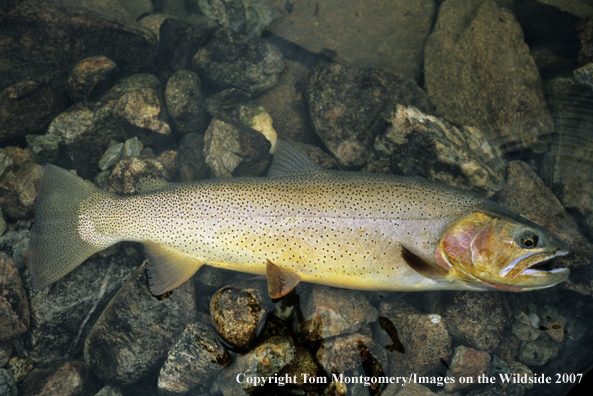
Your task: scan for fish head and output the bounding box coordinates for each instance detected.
[438,211,570,291]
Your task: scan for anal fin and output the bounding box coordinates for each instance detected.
[144,241,204,295]
[266,259,301,299]
[401,246,449,280]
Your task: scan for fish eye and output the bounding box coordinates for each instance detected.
[519,231,539,249]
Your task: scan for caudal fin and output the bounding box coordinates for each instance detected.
[29,165,113,288]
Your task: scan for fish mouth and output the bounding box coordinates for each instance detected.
[494,249,570,291]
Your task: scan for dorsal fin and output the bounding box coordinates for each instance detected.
[266,259,301,298]
[268,140,323,177]
[136,178,172,193]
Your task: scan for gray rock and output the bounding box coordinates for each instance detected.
[489,354,511,376]
[424,0,552,152]
[427,292,506,353]
[376,300,451,377]
[511,322,542,342]
[98,142,125,171]
[381,383,438,396]
[296,284,378,341]
[176,133,210,182]
[118,0,154,21]
[0,253,29,340]
[280,345,323,388]
[66,56,118,101]
[84,262,197,387]
[25,134,62,164]
[123,137,144,158]
[19,360,98,396]
[0,229,30,273]
[574,63,593,89]
[165,70,206,137]
[215,335,296,396]
[209,280,270,347]
[114,88,171,136]
[0,151,14,180]
[0,214,5,239]
[193,28,284,95]
[94,385,125,396]
[0,369,17,396]
[196,0,274,38]
[158,322,231,395]
[203,115,272,178]
[307,64,434,169]
[0,340,12,367]
[373,105,505,197]
[24,246,142,366]
[316,333,388,376]
[0,161,42,220]
[204,88,252,117]
[106,157,170,195]
[465,382,525,396]
[444,346,491,392]
[518,340,558,366]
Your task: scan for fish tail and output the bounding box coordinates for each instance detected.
[29,165,116,288]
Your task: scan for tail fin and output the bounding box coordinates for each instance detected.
[29,165,113,288]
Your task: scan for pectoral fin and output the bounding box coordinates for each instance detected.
[401,246,449,280]
[143,241,204,296]
[266,259,301,299]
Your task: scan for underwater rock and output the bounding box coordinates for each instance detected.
[376,300,451,377]
[544,316,567,343]
[307,64,434,169]
[316,333,388,377]
[209,280,270,347]
[574,63,593,89]
[98,143,125,171]
[444,346,491,392]
[0,369,17,396]
[0,72,70,146]
[66,56,119,102]
[114,88,171,137]
[204,88,252,117]
[374,105,505,197]
[267,0,435,82]
[156,18,218,82]
[465,381,525,396]
[427,292,506,353]
[19,360,98,396]
[215,335,296,396]
[296,284,378,341]
[158,322,231,396]
[106,157,170,195]
[0,228,31,273]
[511,321,542,342]
[424,0,553,153]
[381,383,438,396]
[195,0,274,38]
[192,28,285,95]
[255,61,313,143]
[508,360,535,390]
[94,385,125,396]
[165,70,207,137]
[25,245,142,366]
[84,262,197,387]
[203,115,272,178]
[0,253,29,340]
[0,161,42,220]
[6,357,33,383]
[25,134,61,165]
[0,340,12,367]
[517,340,558,366]
[176,133,210,182]
[579,13,593,64]
[279,345,323,388]
[155,150,177,175]
[123,137,143,158]
[239,105,277,153]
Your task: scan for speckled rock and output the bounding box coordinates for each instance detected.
[0,72,70,146]
[203,115,272,178]
[84,262,197,387]
[176,133,210,182]
[255,60,313,143]
[25,134,61,165]
[427,292,506,353]
[376,300,451,377]
[373,105,505,197]
[24,245,142,366]
[280,345,323,388]
[215,335,296,396]
[193,28,285,95]
[114,88,171,136]
[465,381,525,396]
[381,383,438,396]
[316,333,388,377]
[98,143,125,171]
[0,161,42,220]
[106,157,170,195]
[296,284,378,341]
[6,357,33,383]
[158,322,231,395]
[444,346,491,392]
[196,0,273,38]
[204,88,252,117]
[307,64,434,169]
[424,0,552,152]
[239,105,277,153]
[94,385,125,396]
[165,70,206,137]
[210,280,271,347]
[66,56,118,101]
[508,361,534,390]
[518,340,558,367]
[0,228,31,272]
[19,360,99,396]
[0,253,29,340]
[0,369,17,396]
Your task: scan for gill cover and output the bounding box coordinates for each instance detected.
[438,212,569,290]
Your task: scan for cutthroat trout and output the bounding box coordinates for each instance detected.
[29,141,569,297]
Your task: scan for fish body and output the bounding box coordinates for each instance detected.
[29,141,569,296]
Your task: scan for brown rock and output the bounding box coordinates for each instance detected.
[316,333,388,378]
[0,161,42,220]
[114,88,171,136]
[0,253,29,340]
[19,360,99,396]
[165,70,206,138]
[107,157,170,195]
[66,56,118,101]
[445,346,491,392]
